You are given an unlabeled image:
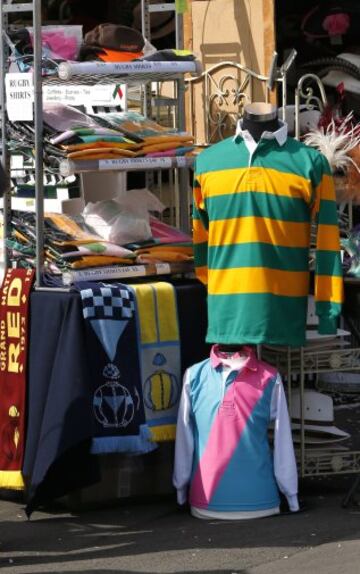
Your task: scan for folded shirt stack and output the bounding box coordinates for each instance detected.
[8,210,193,276]
[8,211,136,274]
[43,104,194,162]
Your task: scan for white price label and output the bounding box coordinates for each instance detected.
[75,265,147,280]
[5,73,34,121]
[176,157,191,167]
[11,155,24,169]
[99,157,173,171]
[56,188,70,201]
[155,263,171,274]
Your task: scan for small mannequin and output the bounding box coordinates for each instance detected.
[241,102,280,141]
[173,345,299,521]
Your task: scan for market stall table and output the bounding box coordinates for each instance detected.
[23,279,209,515]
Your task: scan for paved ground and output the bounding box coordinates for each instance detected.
[0,479,359,574]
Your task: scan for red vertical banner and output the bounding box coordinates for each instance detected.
[0,268,35,489]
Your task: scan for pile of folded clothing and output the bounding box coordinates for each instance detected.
[6,104,194,166]
[43,104,194,161]
[8,211,137,273]
[7,209,193,276]
[92,110,194,158]
[81,192,194,265]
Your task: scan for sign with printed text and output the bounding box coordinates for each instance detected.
[5,73,34,121]
[0,268,35,488]
[43,84,125,108]
[5,76,125,117]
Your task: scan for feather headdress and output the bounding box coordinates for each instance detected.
[303,113,360,202]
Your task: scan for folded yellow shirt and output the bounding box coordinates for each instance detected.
[63,141,140,152]
[138,141,193,155]
[67,148,137,159]
[136,245,194,256]
[142,135,193,145]
[136,251,193,263]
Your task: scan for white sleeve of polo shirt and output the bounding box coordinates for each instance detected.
[270,373,299,512]
[173,368,194,505]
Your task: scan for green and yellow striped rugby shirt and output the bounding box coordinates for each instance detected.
[192,125,343,347]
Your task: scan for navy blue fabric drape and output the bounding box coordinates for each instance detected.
[23,280,208,515]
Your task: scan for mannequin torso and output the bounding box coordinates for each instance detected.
[241,116,280,141]
[241,102,280,141]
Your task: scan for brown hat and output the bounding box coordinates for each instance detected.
[132,1,175,40]
[85,24,145,53]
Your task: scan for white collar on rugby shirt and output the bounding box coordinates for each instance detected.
[233,119,288,151]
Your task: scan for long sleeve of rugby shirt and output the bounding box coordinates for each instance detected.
[192,120,343,347]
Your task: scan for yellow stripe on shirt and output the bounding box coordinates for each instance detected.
[316,174,337,202]
[198,168,312,203]
[195,265,208,284]
[209,216,311,248]
[316,224,341,251]
[315,275,344,304]
[208,267,309,297]
[193,218,209,243]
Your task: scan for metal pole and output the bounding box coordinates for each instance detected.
[300,346,305,477]
[281,72,287,123]
[294,87,300,141]
[141,0,151,118]
[33,0,44,287]
[0,1,11,269]
[175,7,190,233]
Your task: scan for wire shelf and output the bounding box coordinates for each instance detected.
[41,60,201,86]
[299,450,360,477]
[262,346,360,376]
[59,155,195,176]
[62,261,195,286]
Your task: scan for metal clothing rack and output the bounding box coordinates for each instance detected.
[261,343,360,480]
[1,0,45,285]
[0,0,195,288]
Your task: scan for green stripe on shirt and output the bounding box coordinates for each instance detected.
[316,250,343,276]
[206,292,308,346]
[193,242,208,267]
[316,199,340,225]
[208,242,310,271]
[206,191,311,223]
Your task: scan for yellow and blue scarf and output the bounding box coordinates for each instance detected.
[130,282,181,442]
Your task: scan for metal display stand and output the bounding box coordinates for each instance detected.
[284,73,360,495]
[0,0,195,288]
[261,343,360,479]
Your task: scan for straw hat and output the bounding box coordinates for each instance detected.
[290,390,350,443]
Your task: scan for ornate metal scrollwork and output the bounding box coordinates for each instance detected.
[186,61,270,144]
[295,73,328,140]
